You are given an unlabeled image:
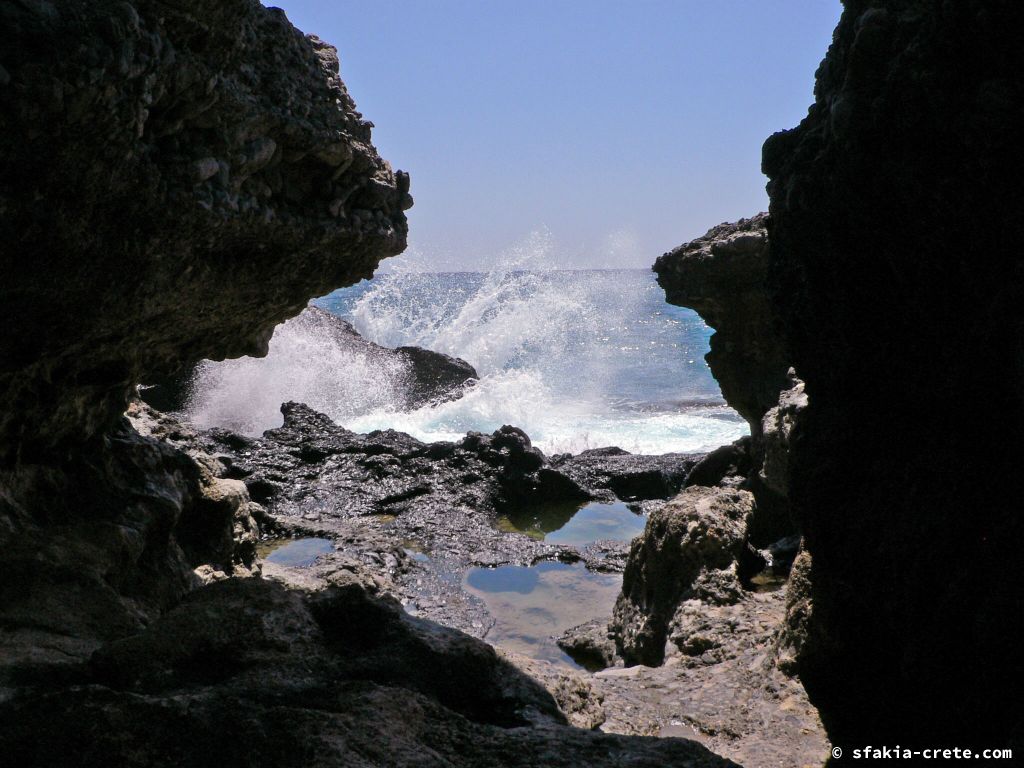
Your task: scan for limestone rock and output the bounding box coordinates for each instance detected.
[758,368,807,497]
[653,214,788,436]
[772,548,813,677]
[655,216,800,547]
[0,405,259,690]
[557,618,619,671]
[610,486,755,666]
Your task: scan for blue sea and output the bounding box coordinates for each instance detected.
[186,265,746,454]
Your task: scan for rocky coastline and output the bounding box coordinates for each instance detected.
[3,0,1021,765]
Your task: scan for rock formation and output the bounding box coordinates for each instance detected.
[200,400,699,574]
[611,486,755,665]
[0,0,408,683]
[307,306,478,410]
[654,216,803,547]
[653,214,789,436]
[0,3,738,764]
[0,0,410,459]
[762,0,1024,751]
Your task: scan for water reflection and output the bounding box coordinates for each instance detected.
[259,537,333,568]
[465,560,622,667]
[498,500,646,547]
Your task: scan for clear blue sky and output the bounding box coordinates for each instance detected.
[266,1,841,269]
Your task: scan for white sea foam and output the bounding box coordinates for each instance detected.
[185,311,410,435]
[185,233,748,454]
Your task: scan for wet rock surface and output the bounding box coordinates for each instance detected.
[549,446,696,501]
[198,401,702,631]
[763,0,1024,749]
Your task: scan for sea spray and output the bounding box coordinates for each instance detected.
[185,309,410,435]
[186,238,748,453]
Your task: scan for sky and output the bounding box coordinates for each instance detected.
[265,1,842,270]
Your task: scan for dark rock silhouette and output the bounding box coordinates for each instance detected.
[1,576,737,767]
[0,0,409,460]
[763,0,1024,750]
[0,2,735,764]
[0,0,407,686]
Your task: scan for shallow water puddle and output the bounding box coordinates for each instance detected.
[498,500,646,547]
[464,560,622,666]
[401,539,430,563]
[259,537,333,567]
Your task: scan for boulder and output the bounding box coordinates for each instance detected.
[610,486,755,666]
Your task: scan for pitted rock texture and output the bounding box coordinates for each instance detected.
[654,214,788,436]
[655,216,800,547]
[758,368,806,498]
[763,0,1024,749]
[595,587,826,768]
[610,486,755,666]
[0,0,409,459]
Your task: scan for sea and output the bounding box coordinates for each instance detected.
[184,264,747,455]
